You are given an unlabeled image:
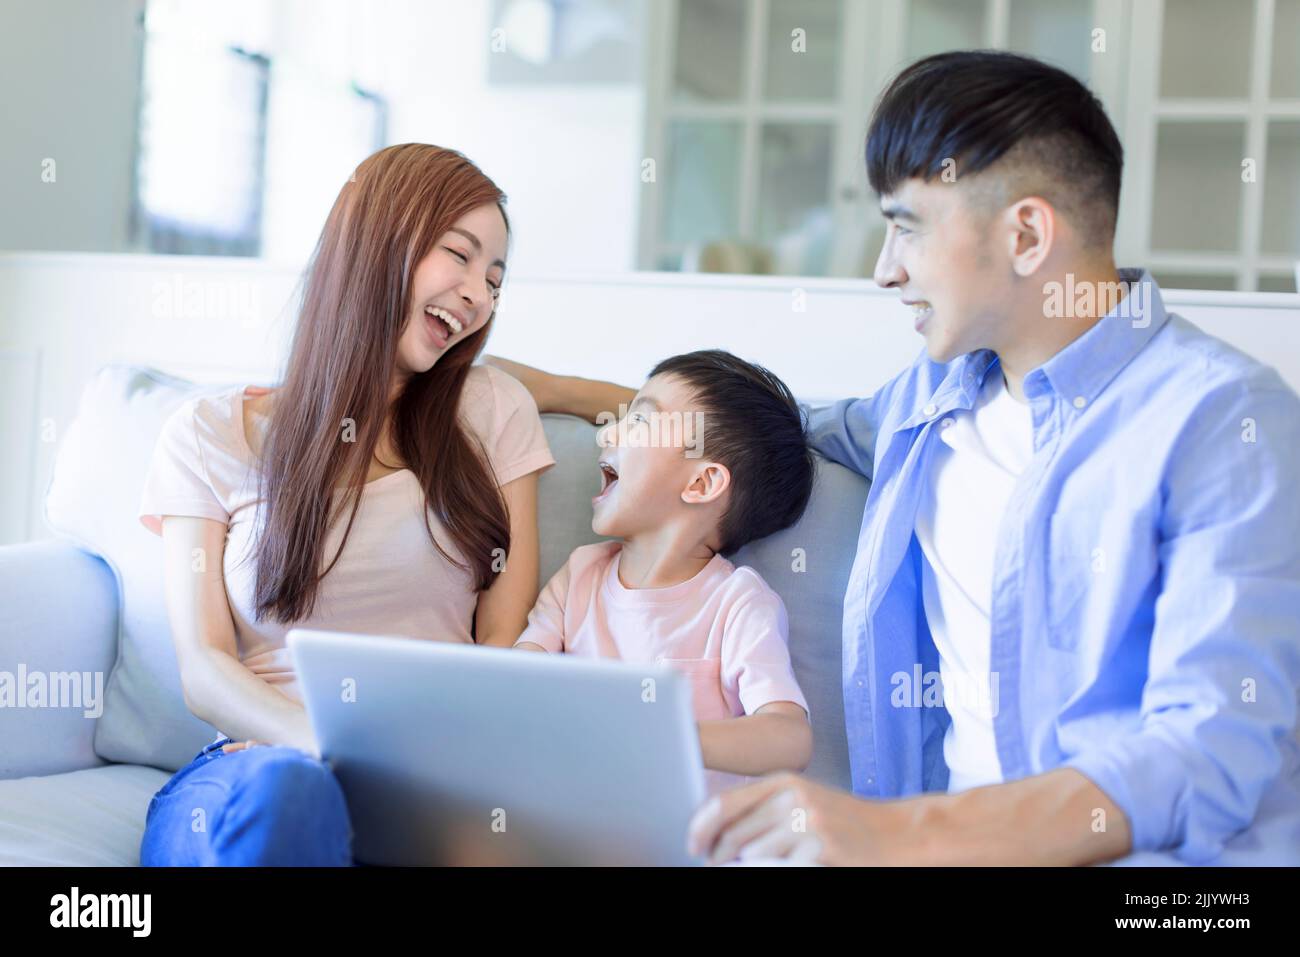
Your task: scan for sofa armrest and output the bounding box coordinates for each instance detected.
[0,540,120,779]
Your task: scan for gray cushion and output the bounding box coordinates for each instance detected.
[0,763,172,865]
[732,455,864,788]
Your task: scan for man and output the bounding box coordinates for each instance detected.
[489,51,1300,866]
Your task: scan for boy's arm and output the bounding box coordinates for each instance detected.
[483,355,636,425]
[706,587,813,776]
[511,558,573,654]
[699,702,812,776]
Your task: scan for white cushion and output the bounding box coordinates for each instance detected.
[44,365,231,770]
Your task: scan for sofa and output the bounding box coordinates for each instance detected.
[0,363,866,865]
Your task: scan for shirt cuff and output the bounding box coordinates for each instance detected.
[1064,732,1188,855]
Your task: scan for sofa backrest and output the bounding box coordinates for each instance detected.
[44,364,860,786]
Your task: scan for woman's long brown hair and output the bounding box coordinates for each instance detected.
[249,144,511,624]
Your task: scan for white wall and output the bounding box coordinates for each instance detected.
[0,0,646,277]
[3,251,1300,547]
[0,0,147,254]
[260,0,648,273]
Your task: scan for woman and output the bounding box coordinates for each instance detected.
[136,144,554,865]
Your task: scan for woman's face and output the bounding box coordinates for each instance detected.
[395,202,508,378]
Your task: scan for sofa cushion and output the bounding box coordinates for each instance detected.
[0,763,172,865]
[44,366,232,772]
[731,455,865,788]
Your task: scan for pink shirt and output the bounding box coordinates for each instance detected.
[514,540,809,792]
[138,364,555,705]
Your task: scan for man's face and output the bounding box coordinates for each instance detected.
[874,177,1013,363]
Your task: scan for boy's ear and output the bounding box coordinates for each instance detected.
[681,462,730,505]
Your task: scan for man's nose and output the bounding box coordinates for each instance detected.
[874,238,906,289]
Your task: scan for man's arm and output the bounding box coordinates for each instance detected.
[1063,378,1300,861]
[687,766,1130,865]
[483,355,635,425]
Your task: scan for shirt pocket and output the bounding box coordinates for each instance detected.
[1045,515,1097,651]
[656,656,731,722]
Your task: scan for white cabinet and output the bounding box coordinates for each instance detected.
[640,0,1299,291]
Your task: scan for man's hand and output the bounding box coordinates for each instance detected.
[687,767,1133,866]
[482,354,635,425]
[687,772,935,865]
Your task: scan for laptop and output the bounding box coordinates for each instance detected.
[287,628,707,866]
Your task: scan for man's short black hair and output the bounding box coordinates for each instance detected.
[866,50,1124,247]
[648,349,815,556]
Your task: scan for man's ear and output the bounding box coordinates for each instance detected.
[1005,196,1055,277]
[682,462,730,505]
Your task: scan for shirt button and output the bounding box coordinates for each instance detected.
[923,403,937,416]
[857,680,864,687]
[1073,396,1087,408]
[941,417,954,428]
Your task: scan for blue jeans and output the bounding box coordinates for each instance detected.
[139,737,354,866]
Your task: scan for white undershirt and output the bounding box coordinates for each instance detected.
[914,368,1034,793]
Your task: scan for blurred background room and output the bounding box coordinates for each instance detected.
[2,0,1299,545]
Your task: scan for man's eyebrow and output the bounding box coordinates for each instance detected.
[880,202,920,224]
[448,227,506,271]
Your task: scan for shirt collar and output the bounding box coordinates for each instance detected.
[906,268,1169,427]
[1031,267,1170,408]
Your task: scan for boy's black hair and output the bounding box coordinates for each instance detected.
[866,50,1124,246]
[648,349,815,556]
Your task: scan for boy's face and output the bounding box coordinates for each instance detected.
[591,373,723,541]
[874,176,1017,363]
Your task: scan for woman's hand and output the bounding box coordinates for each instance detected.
[221,739,268,753]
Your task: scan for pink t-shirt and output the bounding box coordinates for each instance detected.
[138,364,555,705]
[514,540,808,793]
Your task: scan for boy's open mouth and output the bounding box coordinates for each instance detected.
[594,460,619,503]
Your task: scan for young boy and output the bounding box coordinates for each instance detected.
[515,350,816,793]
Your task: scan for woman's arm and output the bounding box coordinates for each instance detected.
[474,471,542,648]
[482,355,636,426]
[160,515,317,753]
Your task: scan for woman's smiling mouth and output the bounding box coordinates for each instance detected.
[424,305,464,347]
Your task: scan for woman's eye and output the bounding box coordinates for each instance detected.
[444,247,468,263]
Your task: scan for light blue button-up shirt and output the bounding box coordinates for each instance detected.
[807,268,1300,864]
